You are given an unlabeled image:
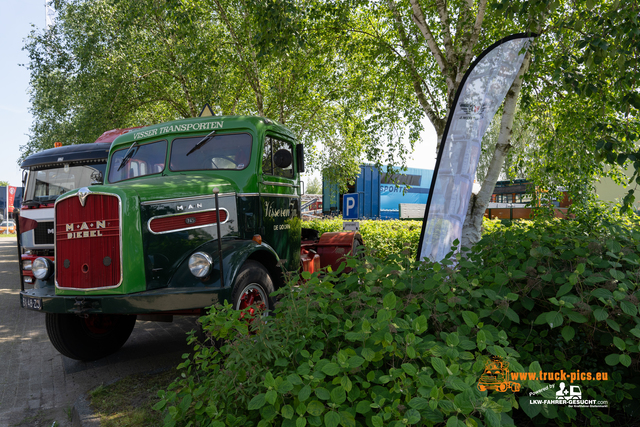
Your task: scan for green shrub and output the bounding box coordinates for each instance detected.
[303,218,422,259]
[158,216,640,426]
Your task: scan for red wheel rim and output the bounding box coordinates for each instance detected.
[236,284,267,319]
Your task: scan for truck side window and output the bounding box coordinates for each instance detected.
[263,137,294,179]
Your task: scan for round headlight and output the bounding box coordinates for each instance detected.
[33,257,52,280]
[188,252,213,278]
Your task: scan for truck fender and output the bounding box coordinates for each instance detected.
[168,239,282,303]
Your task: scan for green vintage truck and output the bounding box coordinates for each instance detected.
[20,115,361,361]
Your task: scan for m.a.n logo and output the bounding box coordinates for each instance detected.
[65,221,106,239]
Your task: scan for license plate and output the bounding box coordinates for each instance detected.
[22,295,43,310]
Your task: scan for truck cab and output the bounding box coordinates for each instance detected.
[18,128,140,290]
[20,115,361,361]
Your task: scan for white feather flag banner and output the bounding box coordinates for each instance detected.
[418,34,535,262]
[46,0,56,28]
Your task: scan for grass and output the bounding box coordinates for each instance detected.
[0,233,16,238]
[89,368,178,427]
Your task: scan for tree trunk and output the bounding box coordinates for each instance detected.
[460,51,531,249]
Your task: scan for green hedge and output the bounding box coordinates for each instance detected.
[158,217,640,426]
[303,218,422,259]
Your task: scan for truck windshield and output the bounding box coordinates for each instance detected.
[170,134,252,171]
[24,164,107,204]
[108,140,167,183]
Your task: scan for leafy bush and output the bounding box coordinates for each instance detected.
[157,216,640,426]
[303,218,422,258]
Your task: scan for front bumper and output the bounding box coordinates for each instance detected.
[20,286,225,315]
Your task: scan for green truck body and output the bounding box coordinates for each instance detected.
[20,115,361,360]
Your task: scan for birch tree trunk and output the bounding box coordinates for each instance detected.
[460,52,532,249]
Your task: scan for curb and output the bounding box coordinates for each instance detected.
[71,394,101,427]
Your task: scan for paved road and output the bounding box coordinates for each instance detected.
[0,238,196,427]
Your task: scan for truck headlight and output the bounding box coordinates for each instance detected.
[188,252,213,278]
[23,260,33,271]
[33,257,53,280]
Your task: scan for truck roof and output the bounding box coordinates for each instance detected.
[21,143,111,170]
[21,127,141,170]
[110,116,296,151]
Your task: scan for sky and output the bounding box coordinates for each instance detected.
[0,1,438,190]
[0,1,44,188]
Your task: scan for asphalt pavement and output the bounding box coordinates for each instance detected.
[0,238,196,427]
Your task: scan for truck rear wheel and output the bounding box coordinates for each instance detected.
[232,260,275,319]
[45,313,137,361]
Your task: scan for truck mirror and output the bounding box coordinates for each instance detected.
[296,144,305,173]
[90,171,104,185]
[274,149,292,169]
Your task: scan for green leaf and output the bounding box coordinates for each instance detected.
[306,400,324,416]
[593,308,608,321]
[330,386,346,405]
[322,363,340,376]
[414,315,428,334]
[361,347,375,361]
[484,408,501,427]
[409,397,429,410]
[278,380,294,394]
[348,356,365,368]
[266,389,277,405]
[561,326,575,342]
[504,308,520,323]
[402,363,418,376]
[383,292,397,309]
[613,337,626,351]
[248,393,266,410]
[315,388,330,401]
[298,385,311,402]
[405,408,421,424]
[519,396,542,418]
[282,405,294,419]
[371,415,383,427]
[546,311,563,328]
[355,400,371,414]
[620,301,638,316]
[296,417,307,427]
[339,411,356,427]
[324,411,340,427]
[462,311,479,327]
[619,354,632,367]
[605,354,619,366]
[432,357,448,375]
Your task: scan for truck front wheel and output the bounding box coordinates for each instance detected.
[232,260,275,319]
[45,313,137,361]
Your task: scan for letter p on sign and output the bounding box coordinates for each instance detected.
[343,193,359,220]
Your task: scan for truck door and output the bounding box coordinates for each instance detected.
[259,136,301,272]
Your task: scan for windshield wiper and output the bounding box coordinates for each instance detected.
[186,130,217,156]
[117,141,139,171]
[22,200,41,207]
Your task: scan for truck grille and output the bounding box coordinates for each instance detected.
[34,221,55,245]
[55,193,121,289]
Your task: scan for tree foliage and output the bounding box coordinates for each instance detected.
[23,0,422,186]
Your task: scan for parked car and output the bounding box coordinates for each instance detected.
[0,220,16,234]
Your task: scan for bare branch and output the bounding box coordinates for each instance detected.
[460,0,488,81]
[387,0,446,134]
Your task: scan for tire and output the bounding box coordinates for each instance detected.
[46,313,137,361]
[231,260,275,319]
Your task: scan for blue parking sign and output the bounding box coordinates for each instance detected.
[343,193,359,219]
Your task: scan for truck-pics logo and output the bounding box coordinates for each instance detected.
[477,356,521,392]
